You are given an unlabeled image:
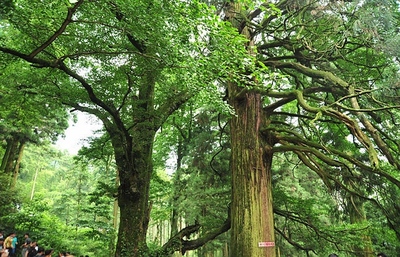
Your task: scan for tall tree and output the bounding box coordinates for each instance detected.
[0,1,248,256]
[221,0,400,256]
[223,2,277,256]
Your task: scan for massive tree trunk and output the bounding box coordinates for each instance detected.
[114,137,154,257]
[228,87,276,257]
[111,69,157,257]
[226,2,276,257]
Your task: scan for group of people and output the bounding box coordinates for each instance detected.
[329,253,387,257]
[0,232,18,257]
[0,232,78,257]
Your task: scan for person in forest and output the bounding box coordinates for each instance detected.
[329,254,338,257]
[1,249,9,257]
[0,233,8,257]
[3,233,15,255]
[34,247,44,257]
[27,242,38,257]
[377,253,387,257]
[44,249,53,257]
[10,234,17,257]
[0,232,4,251]
[21,234,31,257]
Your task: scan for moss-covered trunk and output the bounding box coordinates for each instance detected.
[226,2,275,256]
[12,141,25,188]
[348,194,374,257]
[112,126,155,257]
[228,87,275,257]
[112,68,157,257]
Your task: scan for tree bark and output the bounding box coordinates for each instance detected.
[11,141,25,188]
[1,138,18,175]
[111,119,155,257]
[346,190,374,257]
[226,2,276,257]
[114,140,154,256]
[228,86,276,257]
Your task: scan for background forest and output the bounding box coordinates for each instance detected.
[1,0,400,257]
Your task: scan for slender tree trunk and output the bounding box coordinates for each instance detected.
[11,141,25,188]
[171,163,183,239]
[170,137,187,257]
[113,170,120,230]
[223,242,229,257]
[30,166,40,200]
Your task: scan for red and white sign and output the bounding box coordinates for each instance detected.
[258,241,275,247]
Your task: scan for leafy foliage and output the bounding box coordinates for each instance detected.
[1,0,400,256]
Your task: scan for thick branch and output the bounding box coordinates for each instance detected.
[161,204,231,255]
[0,46,132,144]
[263,60,349,89]
[56,62,125,130]
[111,3,146,53]
[275,227,314,252]
[264,87,381,168]
[59,50,162,62]
[155,91,194,130]
[181,218,230,254]
[348,86,400,169]
[64,103,112,129]
[29,0,84,58]
[272,136,400,188]
[263,86,333,113]
[0,47,57,68]
[161,217,230,255]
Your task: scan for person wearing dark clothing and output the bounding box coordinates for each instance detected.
[34,247,45,257]
[44,249,53,257]
[27,242,38,257]
[21,234,32,257]
[377,253,387,257]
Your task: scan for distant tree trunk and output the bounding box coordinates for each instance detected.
[222,242,229,257]
[347,194,374,257]
[30,166,40,200]
[113,170,120,230]
[171,141,184,238]
[11,141,25,188]
[171,133,190,255]
[1,138,18,175]
[228,86,276,257]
